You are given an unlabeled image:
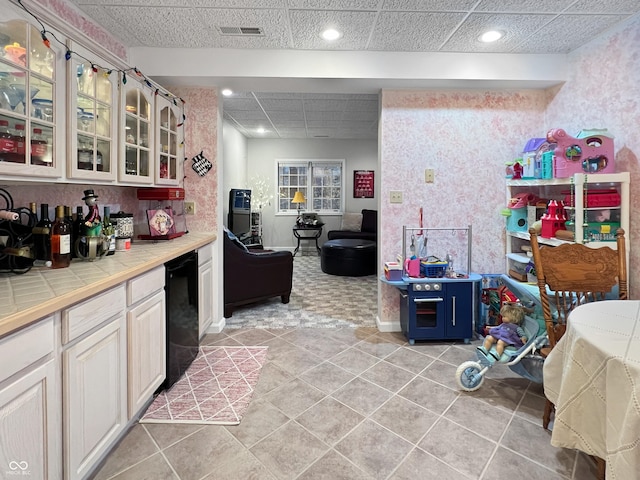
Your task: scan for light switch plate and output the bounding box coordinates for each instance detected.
[425,169,435,183]
[390,191,403,203]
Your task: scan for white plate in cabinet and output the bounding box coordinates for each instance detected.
[63,315,127,480]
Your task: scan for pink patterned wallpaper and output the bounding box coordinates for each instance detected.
[379,15,640,323]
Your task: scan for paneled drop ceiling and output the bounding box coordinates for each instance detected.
[69,0,640,138]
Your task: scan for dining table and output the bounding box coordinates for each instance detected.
[543,299,640,480]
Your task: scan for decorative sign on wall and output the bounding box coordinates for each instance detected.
[354,170,374,198]
[192,151,212,176]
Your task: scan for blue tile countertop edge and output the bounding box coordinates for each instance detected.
[0,232,216,339]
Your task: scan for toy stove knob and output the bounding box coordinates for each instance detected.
[433,283,441,291]
[414,284,422,291]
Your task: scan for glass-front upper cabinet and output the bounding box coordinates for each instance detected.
[0,17,64,178]
[67,42,118,181]
[155,94,183,185]
[119,77,153,184]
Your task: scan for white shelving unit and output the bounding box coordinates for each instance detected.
[505,172,630,275]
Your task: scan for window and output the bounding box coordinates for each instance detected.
[277,160,344,214]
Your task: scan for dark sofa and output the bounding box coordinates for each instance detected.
[327,209,377,242]
[223,229,293,318]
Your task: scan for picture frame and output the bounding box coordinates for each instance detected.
[354,170,374,198]
[147,208,176,236]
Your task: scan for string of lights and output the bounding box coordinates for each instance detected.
[15,0,187,128]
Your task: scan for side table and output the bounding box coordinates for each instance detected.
[292,226,323,257]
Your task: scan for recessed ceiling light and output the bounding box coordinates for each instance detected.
[257,127,266,134]
[479,30,503,43]
[221,88,233,96]
[321,28,342,41]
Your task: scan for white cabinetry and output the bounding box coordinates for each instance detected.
[0,315,61,479]
[155,94,183,185]
[506,172,630,274]
[198,242,214,336]
[119,78,154,184]
[0,15,65,179]
[126,266,166,418]
[62,286,127,480]
[66,41,118,181]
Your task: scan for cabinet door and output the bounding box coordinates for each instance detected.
[66,41,118,181]
[119,78,154,184]
[0,16,65,178]
[445,282,473,340]
[64,315,126,480]
[155,95,183,185]
[127,290,166,418]
[0,358,61,480]
[199,258,213,336]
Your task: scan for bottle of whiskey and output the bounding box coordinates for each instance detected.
[103,206,116,256]
[71,206,84,259]
[33,203,52,261]
[50,206,71,268]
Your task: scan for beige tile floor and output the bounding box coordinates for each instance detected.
[91,327,601,480]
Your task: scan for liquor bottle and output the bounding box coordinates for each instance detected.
[50,205,71,268]
[0,119,16,162]
[103,206,116,256]
[33,203,52,261]
[13,123,26,163]
[31,128,48,166]
[77,137,93,170]
[71,206,84,259]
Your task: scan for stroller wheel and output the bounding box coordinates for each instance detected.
[456,361,485,391]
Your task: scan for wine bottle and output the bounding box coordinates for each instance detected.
[33,203,52,261]
[71,206,84,259]
[51,205,71,268]
[103,206,116,256]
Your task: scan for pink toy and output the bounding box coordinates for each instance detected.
[540,200,567,238]
[547,128,615,178]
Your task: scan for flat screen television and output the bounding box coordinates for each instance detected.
[228,189,251,237]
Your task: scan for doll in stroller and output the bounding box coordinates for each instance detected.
[456,277,548,391]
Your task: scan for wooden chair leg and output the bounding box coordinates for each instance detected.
[543,399,554,430]
[595,456,606,480]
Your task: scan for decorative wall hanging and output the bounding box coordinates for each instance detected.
[192,151,212,176]
[354,170,374,198]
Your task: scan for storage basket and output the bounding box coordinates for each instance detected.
[420,261,448,278]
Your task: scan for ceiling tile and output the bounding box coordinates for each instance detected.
[368,12,466,51]
[440,13,555,53]
[474,0,575,13]
[382,0,477,10]
[288,10,377,50]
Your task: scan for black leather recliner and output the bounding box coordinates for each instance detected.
[223,230,293,318]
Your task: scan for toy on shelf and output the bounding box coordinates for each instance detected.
[547,128,615,178]
[521,138,551,179]
[503,192,539,233]
[540,200,567,238]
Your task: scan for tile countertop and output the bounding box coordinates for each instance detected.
[0,232,217,339]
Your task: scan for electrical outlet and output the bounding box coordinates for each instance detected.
[390,191,403,204]
[185,201,196,215]
[425,168,435,183]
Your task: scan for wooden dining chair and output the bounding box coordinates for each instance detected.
[529,227,627,480]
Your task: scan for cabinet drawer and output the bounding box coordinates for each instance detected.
[0,315,55,383]
[63,285,125,344]
[198,243,212,266]
[127,266,165,306]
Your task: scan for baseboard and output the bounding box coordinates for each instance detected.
[206,315,226,334]
[376,315,401,333]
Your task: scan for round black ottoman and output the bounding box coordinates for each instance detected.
[321,239,376,276]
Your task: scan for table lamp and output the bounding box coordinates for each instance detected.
[292,191,306,214]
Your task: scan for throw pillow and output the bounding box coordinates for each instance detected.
[361,209,377,233]
[341,213,363,231]
[224,227,248,251]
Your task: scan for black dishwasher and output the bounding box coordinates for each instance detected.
[164,250,199,389]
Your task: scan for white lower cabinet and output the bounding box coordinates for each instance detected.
[126,266,166,418]
[198,242,214,336]
[0,315,61,479]
[62,287,127,480]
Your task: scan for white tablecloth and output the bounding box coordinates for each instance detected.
[543,300,640,480]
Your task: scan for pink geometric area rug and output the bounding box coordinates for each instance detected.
[140,346,268,425]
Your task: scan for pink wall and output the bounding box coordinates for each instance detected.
[166,87,219,234]
[379,15,640,322]
[544,15,640,298]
